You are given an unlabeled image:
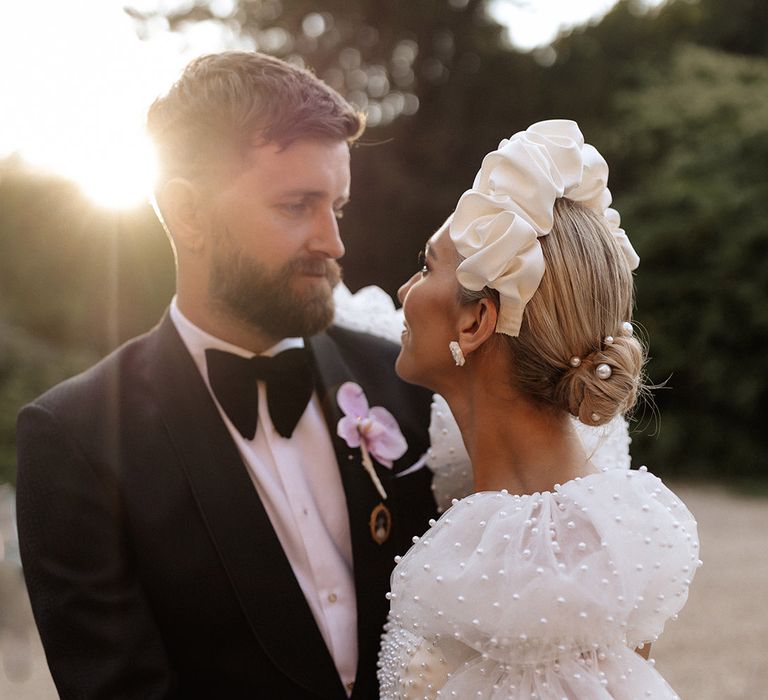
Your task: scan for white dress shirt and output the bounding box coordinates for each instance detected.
[170,298,358,694]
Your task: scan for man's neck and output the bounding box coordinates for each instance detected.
[175,295,283,355]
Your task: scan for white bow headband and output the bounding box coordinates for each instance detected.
[449,119,640,336]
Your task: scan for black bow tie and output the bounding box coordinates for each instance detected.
[205,347,314,440]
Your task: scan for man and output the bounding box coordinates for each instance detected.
[16,52,436,699]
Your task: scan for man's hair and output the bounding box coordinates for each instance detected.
[147,51,365,184]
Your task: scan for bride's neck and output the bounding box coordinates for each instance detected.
[442,371,595,495]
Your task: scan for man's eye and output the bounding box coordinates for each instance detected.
[281,202,307,216]
[334,209,345,220]
[417,250,429,274]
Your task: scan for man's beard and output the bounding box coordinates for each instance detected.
[209,240,341,339]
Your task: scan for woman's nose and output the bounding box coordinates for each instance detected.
[397,274,416,305]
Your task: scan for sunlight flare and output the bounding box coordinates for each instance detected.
[0,1,212,209]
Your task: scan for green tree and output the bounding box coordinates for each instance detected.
[0,319,99,483]
[0,164,173,355]
[610,44,768,478]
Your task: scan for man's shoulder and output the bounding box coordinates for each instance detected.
[26,324,163,416]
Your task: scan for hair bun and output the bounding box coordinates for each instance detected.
[556,335,645,426]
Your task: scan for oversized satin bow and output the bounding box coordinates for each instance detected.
[205,347,314,439]
[450,119,640,337]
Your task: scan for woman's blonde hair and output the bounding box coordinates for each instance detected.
[460,198,645,426]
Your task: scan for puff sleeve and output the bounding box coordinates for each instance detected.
[379,469,700,700]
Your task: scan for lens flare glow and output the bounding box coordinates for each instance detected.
[0,1,226,209]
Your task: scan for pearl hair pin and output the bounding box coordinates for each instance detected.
[595,363,612,380]
[569,321,633,373]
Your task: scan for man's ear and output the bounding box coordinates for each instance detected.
[156,178,208,253]
[457,297,498,358]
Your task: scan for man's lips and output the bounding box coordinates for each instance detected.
[293,258,341,282]
[297,263,328,276]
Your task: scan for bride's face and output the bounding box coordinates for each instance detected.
[396,223,462,390]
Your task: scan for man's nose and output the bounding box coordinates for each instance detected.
[310,209,345,259]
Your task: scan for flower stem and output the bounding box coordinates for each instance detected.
[360,441,388,500]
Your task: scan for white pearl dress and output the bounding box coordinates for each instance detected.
[378,468,700,700]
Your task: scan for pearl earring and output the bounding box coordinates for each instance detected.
[449,341,466,367]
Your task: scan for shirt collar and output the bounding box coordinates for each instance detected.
[169,296,305,379]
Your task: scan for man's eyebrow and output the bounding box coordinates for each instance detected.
[276,189,350,205]
[276,189,325,198]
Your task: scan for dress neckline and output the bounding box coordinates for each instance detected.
[462,467,648,502]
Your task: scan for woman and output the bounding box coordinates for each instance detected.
[377,120,700,699]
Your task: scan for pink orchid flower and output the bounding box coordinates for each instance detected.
[336,382,408,500]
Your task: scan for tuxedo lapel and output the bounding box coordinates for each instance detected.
[309,330,422,697]
[145,314,344,699]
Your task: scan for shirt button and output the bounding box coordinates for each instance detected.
[328,593,338,603]
[346,681,355,692]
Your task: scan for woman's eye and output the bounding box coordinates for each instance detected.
[334,209,344,220]
[417,250,429,274]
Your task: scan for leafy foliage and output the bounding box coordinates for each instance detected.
[0,165,173,354]
[0,168,173,483]
[610,44,768,477]
[0,319,98,484]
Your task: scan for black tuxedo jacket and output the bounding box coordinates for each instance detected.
[16,313,436,700]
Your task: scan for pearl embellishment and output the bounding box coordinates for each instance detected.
[596,363,612,379]
[377,469,699,700]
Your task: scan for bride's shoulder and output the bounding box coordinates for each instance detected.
[390,469,700,649]
[398,468,699,587]
[434,468,694,527]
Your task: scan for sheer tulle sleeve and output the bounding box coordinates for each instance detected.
[380,470,700,699]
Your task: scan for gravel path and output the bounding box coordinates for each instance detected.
[1,483,766,699]
[650,483,768,699]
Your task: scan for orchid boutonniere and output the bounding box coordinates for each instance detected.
[336,382,408,500]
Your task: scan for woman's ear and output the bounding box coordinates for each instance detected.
[457,298,498,357]
[156,178,207,253]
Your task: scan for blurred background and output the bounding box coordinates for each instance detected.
[1,0,766,697]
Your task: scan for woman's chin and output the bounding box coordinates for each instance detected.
[394,349,417,385]
[395,350,435,392]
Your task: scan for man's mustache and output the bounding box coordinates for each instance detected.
[291,257,342,285]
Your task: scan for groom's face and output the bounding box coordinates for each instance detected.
[204,138,350,340]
